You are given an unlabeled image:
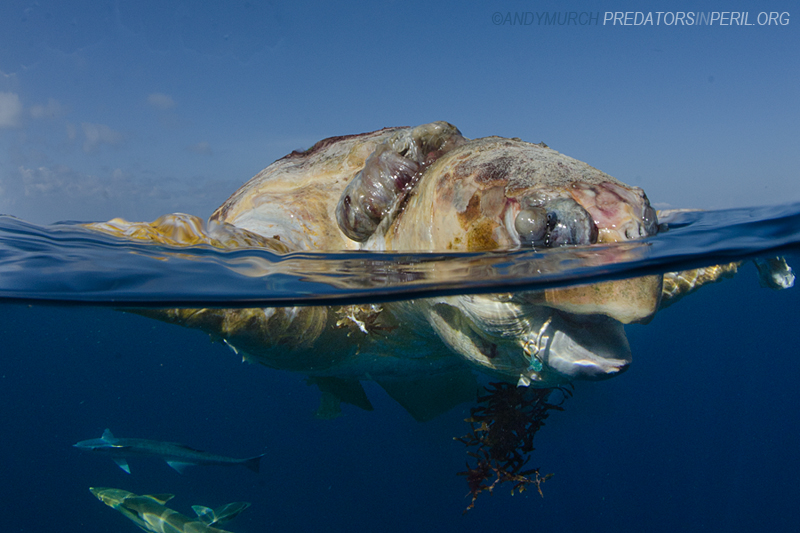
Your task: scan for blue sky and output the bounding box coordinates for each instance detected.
[0,0,797,224]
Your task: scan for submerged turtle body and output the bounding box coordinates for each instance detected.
[87,122,792,419]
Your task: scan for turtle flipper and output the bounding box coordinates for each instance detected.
[660,263,741,309]
[655,210,794,308]
[661,257,794,309]
[307,376,374,419]
[753,256,795,289]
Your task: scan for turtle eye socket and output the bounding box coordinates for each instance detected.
[516,198,598,248]
[545,198,598,247]
[514,207,548,244]
[642,204,658,236]
[336,122,465,242]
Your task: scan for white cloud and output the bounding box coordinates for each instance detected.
[18,165,100,197]
[15,165,137,201]
[3,164,234,224]
[0,92,23,128]
[81,122,124,153]
[30,98,67,119]
[147,93,176,110]
[187,141,212,155]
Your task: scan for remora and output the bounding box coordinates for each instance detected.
[90,487,250,533]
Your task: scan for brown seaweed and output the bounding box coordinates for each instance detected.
[456,382,571,512]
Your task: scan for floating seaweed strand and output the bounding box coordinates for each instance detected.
[456,382,572,512]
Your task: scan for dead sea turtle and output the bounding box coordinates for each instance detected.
[88,122,793,420]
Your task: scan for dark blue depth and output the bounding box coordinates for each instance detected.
[0,254,799,532]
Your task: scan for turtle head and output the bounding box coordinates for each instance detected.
[338,125,663,384]
[375,130,663,384]
[338,124,659,255]
[381,134,663,325]
[383,135,659,252]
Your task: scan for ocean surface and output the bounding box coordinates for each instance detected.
[2,204,800,533]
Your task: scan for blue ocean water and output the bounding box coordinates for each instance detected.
[1,205,799,533]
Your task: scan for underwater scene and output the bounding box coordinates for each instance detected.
[1,199,799,533]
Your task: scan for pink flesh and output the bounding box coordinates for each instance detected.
[571,182,649,243]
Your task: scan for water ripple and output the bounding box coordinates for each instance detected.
[1,203,799,306]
